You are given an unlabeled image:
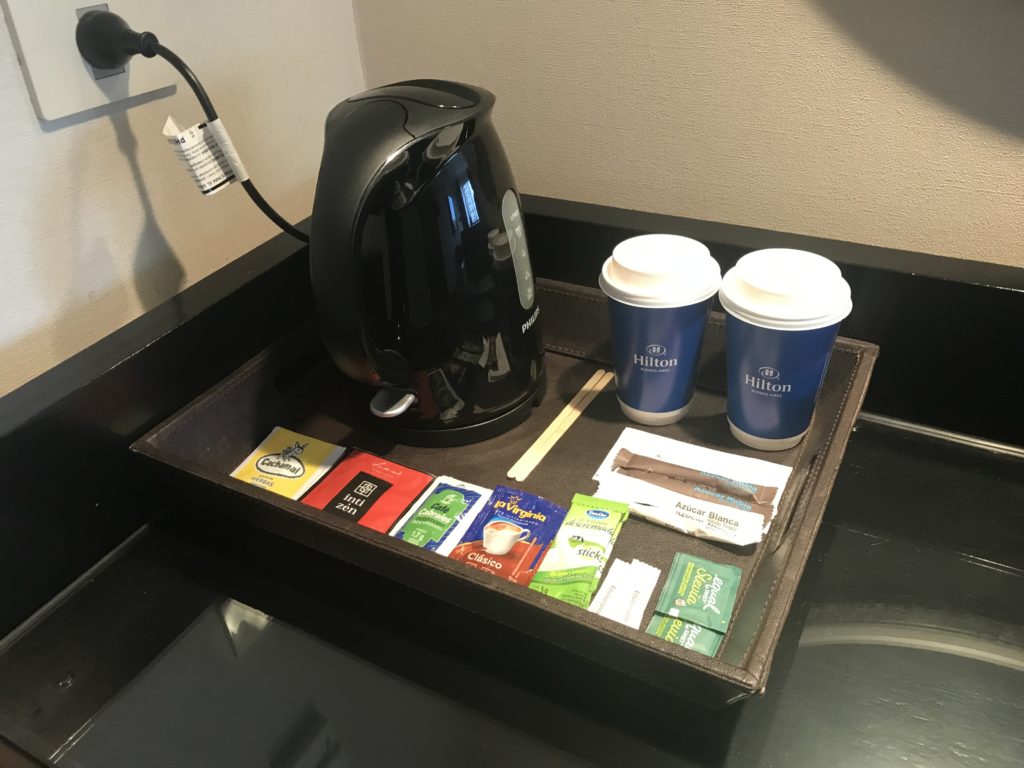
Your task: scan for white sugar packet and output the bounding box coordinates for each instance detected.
[588,558,661,629]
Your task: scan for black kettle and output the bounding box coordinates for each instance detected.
[309,80,545,447]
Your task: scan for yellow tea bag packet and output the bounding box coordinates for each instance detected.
[230,427,344,500]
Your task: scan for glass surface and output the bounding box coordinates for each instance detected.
[1,420,1021,767]
[58,601,583,768]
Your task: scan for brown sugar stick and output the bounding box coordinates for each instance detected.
[612,448,778,505]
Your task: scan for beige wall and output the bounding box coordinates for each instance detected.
[0,1,364,397]
[354,0,1023,269]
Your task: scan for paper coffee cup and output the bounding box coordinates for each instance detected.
[599,235,721,426]
[719,249,852,450]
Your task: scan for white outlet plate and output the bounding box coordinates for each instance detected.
[1,0,174,121]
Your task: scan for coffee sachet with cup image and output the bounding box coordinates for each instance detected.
[529,494,629,608]
[655,553,741,632]
[449,485,567,586]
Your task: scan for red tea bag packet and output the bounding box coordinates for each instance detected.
[302,450,432,533]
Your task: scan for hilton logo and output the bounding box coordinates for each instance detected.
[635,343,677,369]
[746,366,791,393]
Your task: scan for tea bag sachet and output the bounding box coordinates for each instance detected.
[302,450,433,533]
[230,426,344,500]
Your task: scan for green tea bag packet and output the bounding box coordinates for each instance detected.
[646,615,723,657]
[530,494,629,608]
[654,553,741,632]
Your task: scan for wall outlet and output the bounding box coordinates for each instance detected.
[1,0,174,121]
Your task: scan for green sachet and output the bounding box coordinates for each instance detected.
[646,615,723,657]
[529,493,629,608]
[654,553,741,632]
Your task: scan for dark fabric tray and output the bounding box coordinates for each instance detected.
[132,279,878,706]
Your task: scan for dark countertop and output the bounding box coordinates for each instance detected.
[2,201,1022,767]
[2,419,1022,768]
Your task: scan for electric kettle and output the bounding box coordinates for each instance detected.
[309,80,545,447]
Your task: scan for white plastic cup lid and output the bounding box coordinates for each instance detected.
[599,234,721,308]
[719,248,852,330]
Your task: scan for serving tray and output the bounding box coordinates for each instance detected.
[132,279,877,706]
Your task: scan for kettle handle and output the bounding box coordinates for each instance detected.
[309,99,415,386]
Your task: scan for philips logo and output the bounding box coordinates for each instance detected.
[521,306,540,334]
[646,344,667,356]
[758,366,780,379]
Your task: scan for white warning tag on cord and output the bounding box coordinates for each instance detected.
[163,116,250,195]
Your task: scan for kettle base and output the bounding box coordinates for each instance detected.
[368,391,539,448]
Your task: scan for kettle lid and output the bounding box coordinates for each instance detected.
[346,79,483,110]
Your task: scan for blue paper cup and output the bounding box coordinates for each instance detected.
[719,249,853,450]
[599,235,721,426]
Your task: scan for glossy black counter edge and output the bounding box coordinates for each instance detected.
[0,224,311,639]
[2,199,1022,643]
[522,195,1024,446]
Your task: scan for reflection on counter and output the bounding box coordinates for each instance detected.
[56,600,584,768]
[218,600,270,658]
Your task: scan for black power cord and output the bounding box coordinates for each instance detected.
[76,10,309,243]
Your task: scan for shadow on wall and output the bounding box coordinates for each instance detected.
[38,79,184,316]
[814,0,1024,137]
[0,98,186,396]
[109,112,185,313]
